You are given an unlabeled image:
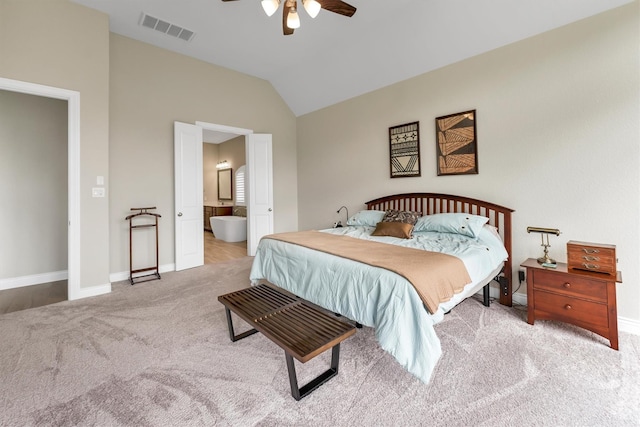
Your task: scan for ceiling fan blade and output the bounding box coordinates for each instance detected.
[317,0,356,17]
[282,2,295,35]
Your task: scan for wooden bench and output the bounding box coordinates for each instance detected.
[218,284,356,400]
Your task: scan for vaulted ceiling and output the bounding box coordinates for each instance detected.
[73,0,632,116]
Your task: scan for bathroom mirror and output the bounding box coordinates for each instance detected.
[218,168,233,201]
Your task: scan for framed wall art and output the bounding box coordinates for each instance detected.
[389,121,421,178]
[435,110,478,176]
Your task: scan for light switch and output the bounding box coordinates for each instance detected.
[97,176,104,185]
[92,187,105,198]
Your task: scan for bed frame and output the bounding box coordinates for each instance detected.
[366,193,515,306]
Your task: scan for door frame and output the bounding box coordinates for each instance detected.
[0,77,81,300]
[196,121,253,256]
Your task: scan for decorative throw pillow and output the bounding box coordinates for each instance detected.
[346,210,386,227]
[371,221,414,239]
[413,213,489,238]
[381,209,422,225]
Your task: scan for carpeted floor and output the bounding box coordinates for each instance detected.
[1,257,639,426]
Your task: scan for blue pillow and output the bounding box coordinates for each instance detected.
[346,210,385,227]
[414,213,489,238]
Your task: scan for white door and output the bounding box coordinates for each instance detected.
[247,134,274,256]
[174,122,204,271]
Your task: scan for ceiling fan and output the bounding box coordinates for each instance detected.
[221,0,357,35]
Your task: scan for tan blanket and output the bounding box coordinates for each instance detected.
[263,231,472,314]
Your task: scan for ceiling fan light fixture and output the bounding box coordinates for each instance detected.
[287,6,301,29]
[261,0,280,17]
[303,0,321,18]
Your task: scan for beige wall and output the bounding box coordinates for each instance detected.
[109,34,297,274]
[297,4,640,322]
[0,91,67,278]
[0,0,111,290]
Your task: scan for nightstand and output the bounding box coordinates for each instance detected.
[521,258,621,350]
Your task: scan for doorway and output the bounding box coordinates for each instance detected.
[0,77,80,304]
[197,122,274,256]
[174,121,273,271]
[203,133,247,264]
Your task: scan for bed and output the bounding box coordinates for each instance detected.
[250,193,514,383]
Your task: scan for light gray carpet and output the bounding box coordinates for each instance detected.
[1,257,639,426]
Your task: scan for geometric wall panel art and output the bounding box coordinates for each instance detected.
[389,121,421,178]
[435,110,478,176]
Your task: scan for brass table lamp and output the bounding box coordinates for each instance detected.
[527,226,561,265]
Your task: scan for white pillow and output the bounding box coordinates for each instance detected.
[346,210,385,227]
[414,213,489,238]
[479,224,502,242]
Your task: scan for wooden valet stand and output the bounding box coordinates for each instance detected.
[125,207,161,285]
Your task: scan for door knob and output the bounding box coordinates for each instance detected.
[177,212,183,217]
[268,208,273,212]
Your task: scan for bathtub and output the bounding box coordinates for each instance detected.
[209,216,247,243]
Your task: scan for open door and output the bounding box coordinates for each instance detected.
[247,134,274,256]
[174,122,204,271]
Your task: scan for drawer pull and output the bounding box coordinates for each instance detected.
[564,304,572,310]
[582,263,599,270]
[582,255,599,261]
[581,248,600,254]
[563,282,571,289]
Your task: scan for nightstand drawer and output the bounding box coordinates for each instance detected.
[535,290,608,329]
[533,269,607,302]
[567,241,616,275]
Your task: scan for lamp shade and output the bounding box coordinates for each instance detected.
[261,0,280,17]
[287,7,300,29]
[303,0,321,18]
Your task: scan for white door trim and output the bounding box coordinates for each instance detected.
[195,121,253,137]
[0,77,81,300]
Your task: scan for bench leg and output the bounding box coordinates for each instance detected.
[285,344,341,401]
[224,307,258,342]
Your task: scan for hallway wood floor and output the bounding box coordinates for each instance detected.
[0,280,67,315]
[0,231,246,314]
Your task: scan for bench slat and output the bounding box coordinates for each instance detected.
[219,284,356,363]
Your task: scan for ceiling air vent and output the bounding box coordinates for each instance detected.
[140,13,195,42]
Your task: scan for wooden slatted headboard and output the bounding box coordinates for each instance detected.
[365,193,515,307]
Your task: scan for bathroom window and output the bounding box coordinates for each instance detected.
[235,165,246,206]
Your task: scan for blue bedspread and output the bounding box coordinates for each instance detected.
[249,225,507,383]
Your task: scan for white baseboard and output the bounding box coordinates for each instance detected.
[485,286,527,306]
[618,317,640,336]
[511,291,527,306]
[486,287,640,336]
[109,263,175,283]
[70,283,112,301]
[0,270,68,291]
